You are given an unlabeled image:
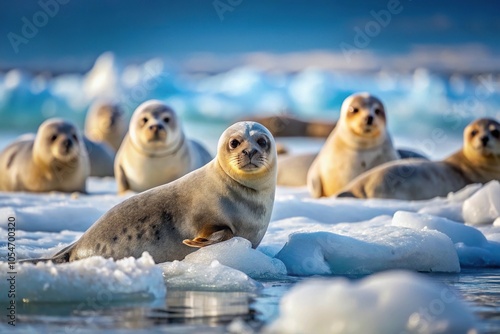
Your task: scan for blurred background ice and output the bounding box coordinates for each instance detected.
[0,0,499,159]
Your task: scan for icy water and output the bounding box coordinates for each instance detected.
[3,270,498,333]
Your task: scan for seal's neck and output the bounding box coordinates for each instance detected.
[213,158,275,193]
[131,132,186,158]
[334,123,388,151]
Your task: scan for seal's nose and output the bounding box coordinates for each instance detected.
[480,135,489,146]
[366,115,374,125]
[149,124,164,132]
[243,148,258,159]
[62,138,72,149]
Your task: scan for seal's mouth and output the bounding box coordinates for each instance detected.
[55,147,78,161]
[241,162,260,169]
[356,125,381,137]
[474,144,493,154]
[363,127,373,133]
[146,130,167,142]
[57,139,76,155]
[148,136,164,143]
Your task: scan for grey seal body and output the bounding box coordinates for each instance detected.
[0,119,89,193]
[83,137,115,177]
[337,158,468,200]
[42,121,277,264]
[338,118,500,200]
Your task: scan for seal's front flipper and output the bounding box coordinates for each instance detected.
[183,226,234,248]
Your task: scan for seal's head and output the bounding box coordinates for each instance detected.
[339,92,387,147]
[34,119,85,165]
[129,100,182,155]
[463,118,500,163]
[87,101,124,135]
[217,122,277,190]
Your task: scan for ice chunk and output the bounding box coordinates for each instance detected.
[266,271,477,334]
[161,260,261,291]
[83,52,120,101]
[418,202,464,222]
[182,237,287,279]
[275,227,460,275]
[463,181,500,225]
[393,211,487,246]
[0,253,165,303]
[393,211,500,267]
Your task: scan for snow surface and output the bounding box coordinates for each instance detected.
[266,270,478,334]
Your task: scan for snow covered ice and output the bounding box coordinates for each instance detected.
[274,226,460,275]
[181,237,287,279]
[463,180,500,225]
[393,211,500,267]
[0,252,165,303]
[0,178,499,305]
[161,260,262,292]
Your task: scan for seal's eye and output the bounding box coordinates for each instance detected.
[72,134,78,142]
[470,129,478,137]
[350,107,359,113]
[229,139,240,149]
[491,129,500,139]
[141,117,148,126]
[50,134,58,142]
[374,108,382,115]
[163,117,170,124]
[257,138,267,147]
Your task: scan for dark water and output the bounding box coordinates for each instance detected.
[4,269,499,333]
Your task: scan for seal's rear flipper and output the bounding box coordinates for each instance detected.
[336,191,356,198]
[183,227,234,248]
[19,243,74,264]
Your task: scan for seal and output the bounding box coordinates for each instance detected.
[83,137,115,177]
[84,101,127,152]
[277,149,427,187]
[0,118,89,193]
[337,118,500,200]
[114,100,212,194]
[33,121,277,264]
[307,93,400,197]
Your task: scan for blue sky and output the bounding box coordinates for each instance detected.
[0,0,499,71]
